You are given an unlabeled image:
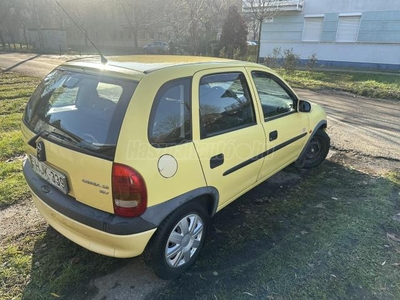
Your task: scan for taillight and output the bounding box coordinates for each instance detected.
[112,163,147,217]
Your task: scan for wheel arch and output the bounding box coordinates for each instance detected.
[140,187,219,227]
[297,120,328,162]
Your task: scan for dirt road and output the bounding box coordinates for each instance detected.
[1,52,399,299]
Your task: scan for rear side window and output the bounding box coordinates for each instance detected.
[149,78,191,147]
[24,69,137,159]
[199,72,255,138]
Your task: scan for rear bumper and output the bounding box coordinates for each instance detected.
[23,159,156,257]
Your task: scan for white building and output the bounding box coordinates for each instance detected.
[255,0,400,70]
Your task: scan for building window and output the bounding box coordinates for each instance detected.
[302,16,324,42]
[336,15,361,42]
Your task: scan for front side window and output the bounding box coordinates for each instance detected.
[199,72,255,138]
[252,72,296,120]
[149,78,191,147]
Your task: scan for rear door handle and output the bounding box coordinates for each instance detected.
[210,153,224,169]
[269,130,278,141]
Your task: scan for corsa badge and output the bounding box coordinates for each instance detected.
[37,141,46,162]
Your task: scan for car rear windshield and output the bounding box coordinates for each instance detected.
[24,69,137,160]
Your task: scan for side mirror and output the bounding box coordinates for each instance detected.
[299,100,311,112]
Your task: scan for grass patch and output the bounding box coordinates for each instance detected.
[0,113,23,131]
[0,88,35,100]
[0,130,25,161]
[0,160,30,207]
[0,72,39,85]
[0,98,28,115]
[0,72,38,208]
[0,225,127,300]
[151,162,400,299]
[281,70,400,101]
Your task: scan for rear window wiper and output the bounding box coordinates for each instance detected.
[29,128,115,154]
[48,131,80,146]
[28,130,83,151]
[28,130,50,148]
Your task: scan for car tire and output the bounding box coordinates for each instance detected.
[303,129,330,169]
[145,202,210,280]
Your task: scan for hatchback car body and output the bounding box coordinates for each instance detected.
[143,41,169,54]
[22,55,330,279]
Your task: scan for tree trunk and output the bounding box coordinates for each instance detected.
[189,9,197,55]
[133,20,139,50]
[84,30,88,47]
[0,27,5,49]
[23,26,29,50]
[133,28,138,50]
[256,18,263,63]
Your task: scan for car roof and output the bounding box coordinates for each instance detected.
[63,55,265,78]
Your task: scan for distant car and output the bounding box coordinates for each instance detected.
[247,41,257,46]
[143,41,169,54]
[22,55,330,280]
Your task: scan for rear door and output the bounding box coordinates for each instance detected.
[22,69,137,213]
[192,68,266,210]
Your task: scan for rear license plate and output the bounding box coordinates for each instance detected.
[29,155,69,194]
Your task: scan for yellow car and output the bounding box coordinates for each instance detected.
[22,55,330,279]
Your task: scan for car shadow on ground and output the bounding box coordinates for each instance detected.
[22,155,400,300]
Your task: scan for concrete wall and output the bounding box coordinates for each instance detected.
[260,0,400,70]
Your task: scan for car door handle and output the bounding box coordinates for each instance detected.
[269,130,278,141]
[210,153,224,169]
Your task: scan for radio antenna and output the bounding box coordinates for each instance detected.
[55,1,108,64]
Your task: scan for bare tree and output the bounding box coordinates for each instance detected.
[117,0,165,50]
[242,0,280,62]
[167,0,206,55]
[0,0,37,49]
[164,0,236,55]
[0,0,19,49]
[56,0,108,47]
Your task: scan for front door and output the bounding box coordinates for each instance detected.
[247,69,310,181]
[192,69,266,210]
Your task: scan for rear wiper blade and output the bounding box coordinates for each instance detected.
[76,141,115,152]
[48,131,79,145]
[28,131,50,148]
[28,129,82,150]
[29,128,115,154]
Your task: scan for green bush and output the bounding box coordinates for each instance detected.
[282,48,299,75]
[264,47,281,68]
[307,53,318,71]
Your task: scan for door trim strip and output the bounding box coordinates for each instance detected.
[223,132,307,176]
